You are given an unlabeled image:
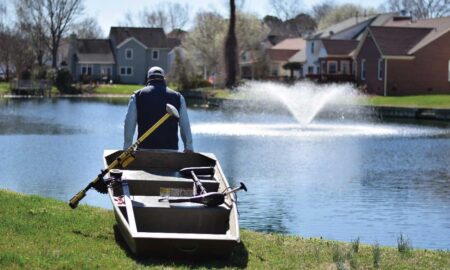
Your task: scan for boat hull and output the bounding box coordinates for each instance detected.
[105,149,240,257]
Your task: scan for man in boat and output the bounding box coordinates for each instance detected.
[123,66,193,152]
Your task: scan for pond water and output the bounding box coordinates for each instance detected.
[1,97,450,250]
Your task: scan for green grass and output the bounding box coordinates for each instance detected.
[0,82,9,95]
[360,95,450,109]
[92,84,143,95]
[0,189,449,269]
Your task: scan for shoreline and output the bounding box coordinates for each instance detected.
[0,189,449,269]
[3,93,450,122]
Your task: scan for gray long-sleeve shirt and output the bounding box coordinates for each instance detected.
[123,92,193,151]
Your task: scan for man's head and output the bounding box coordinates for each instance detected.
[147,66,165,81]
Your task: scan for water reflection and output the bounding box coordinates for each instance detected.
[1,98,450,250]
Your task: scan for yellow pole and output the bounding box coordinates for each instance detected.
[69,105,178,209]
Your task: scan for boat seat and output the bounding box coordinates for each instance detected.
[114,170,220,196]
[118,196,231,234]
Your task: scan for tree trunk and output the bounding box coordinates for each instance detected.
[224,0,238,89]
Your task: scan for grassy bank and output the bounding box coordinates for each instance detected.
[0,190,448,269]
[92,84,142,95]
[0,82,9,95]
[359,95,450,109]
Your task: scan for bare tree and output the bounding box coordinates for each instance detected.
[118,11,136,27]
[74,17,104,38]
[16,0,84,68]
[318,3,377,30]
[224,0,238,89]
[140,7,168,29]
[312,1,335,22]
[269,0,304,21]
[184,12,226,77]
[139,3,191,32]
[236,12,269,52]
[16,4,48,66]
[166,3,190,31]
[0,1,15,78]
[384,0,450,18]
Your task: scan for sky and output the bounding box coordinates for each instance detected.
[83,0,385,35]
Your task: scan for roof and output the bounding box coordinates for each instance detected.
[268,49,299,61]
[76,39,115,64]
[369,26,433,56]
[383,16,450,53]
[271,37,305,50]
[167,37,181,49]
[289,49,306,62]
[109,27,168,48]
[321,39,358,55]
[167,29,187,40]
[311,16,374,39]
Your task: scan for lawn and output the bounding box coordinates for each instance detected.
[92,84,143,95]
[360,95,450,109]
[0,82,9,95]
[0,189,449,269]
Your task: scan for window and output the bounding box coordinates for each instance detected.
[327,61,337,74]
[81,65,92,75]
[317,66,321,74]
[378,58,384,80]
[152,49,159,60]
[308,66,314,74]
[341,61,350,75]
[361,59,366,80]
[271,65,278,76]
[101,65,111,76]
[125,48,133,60]
[311,42,314,53]
[120,66,133,76]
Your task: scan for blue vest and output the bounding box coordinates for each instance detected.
[135,80,181,150]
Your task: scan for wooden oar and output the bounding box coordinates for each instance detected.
[68,104,179,209]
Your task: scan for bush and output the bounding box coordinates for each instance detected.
[55,69,79,94]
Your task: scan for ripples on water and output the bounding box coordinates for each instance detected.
[1,97,450,250]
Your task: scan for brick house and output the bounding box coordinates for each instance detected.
[303,13,412,82]
[354,17,450,95]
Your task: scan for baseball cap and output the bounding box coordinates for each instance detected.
[147,66,165,78]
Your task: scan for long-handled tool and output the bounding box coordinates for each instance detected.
[68,104,179,209]
[179,166,215,195]
[160,166,247,207]
[159,182,247,207]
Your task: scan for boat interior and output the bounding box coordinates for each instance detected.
[105,150,236,236]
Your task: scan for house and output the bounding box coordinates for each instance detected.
[303,13,405,80]
[66,27,171,85]
[66,37,115,83]
[266,37,306,79]
[315,39,359,82]
[353,17,450,95]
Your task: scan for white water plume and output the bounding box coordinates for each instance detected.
[239,81,359,127]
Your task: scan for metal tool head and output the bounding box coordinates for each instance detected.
[239,182,248,192]
[166,104,179,118]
